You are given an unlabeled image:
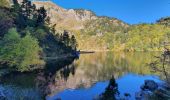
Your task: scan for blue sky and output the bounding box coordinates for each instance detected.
[52,0,170,24]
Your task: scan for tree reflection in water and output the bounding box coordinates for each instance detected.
[149,48,170,99]
[35,57,77,98]
[1,52,167,100]
[96,49,170,100]
[60,64,76,81]
[97,76,120,100]
[150,48,170,84]
[45,52,161,99]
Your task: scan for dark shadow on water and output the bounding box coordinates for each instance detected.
[148,49,170,100]
[0,56,78,99]
[59,64,76,81]
[35,56,78,98]
[150,48,170,84]
[97,76,120,100]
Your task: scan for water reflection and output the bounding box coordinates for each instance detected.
[0,73,41,100]
[46,52,162,99]
[149,49,170,99]
[0,52,164,100]
[0,56,76,99]
[150,49,170,83]
[35,57,77,97]
[96,76,120,100]
[59,63,76,81]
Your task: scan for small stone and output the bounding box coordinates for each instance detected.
[124,93,131,97]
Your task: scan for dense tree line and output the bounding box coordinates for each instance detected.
[0,28,44,72]
[0,0,78,72]
[78,19,170,51]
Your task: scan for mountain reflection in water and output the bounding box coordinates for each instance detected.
[0,52,164,100]
[46,52,163,100]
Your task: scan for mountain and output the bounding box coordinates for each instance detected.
[32,1,130,51]
[33,1,129,32]
[33,1,98,31]
[9,0,169,51]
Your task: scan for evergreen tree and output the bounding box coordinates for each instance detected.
[0,0,77,73]
[0,8,14,37]
[70,35,77,50]
[36,7,47,26]
[50,24,56,33]
[62,30,70,46]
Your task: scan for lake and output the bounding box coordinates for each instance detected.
[0,52,166,100]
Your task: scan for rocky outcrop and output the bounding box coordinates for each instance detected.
[135,80,158,100]
[32,1,128,32]
[135,80,170,100]
[140,80,158,91]
[32,1,97,31]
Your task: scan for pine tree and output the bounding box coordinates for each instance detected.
[70,35,77,50]
[62,30,70,46]
[36,7,47,26]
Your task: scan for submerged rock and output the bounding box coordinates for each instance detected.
[140,80,158,91]
[154,89,170,99]
[136,80,160,100]
[0,86,6,100]
[135,90,152,100]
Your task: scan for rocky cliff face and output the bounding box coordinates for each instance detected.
[32,1,128,32]
[33,1,98,31]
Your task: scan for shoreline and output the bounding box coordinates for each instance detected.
[78,50,164,52]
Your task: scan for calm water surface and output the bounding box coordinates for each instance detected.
[0,52,164,100]
[46,52,163,100]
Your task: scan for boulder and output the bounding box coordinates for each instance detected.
[140,80,158,91]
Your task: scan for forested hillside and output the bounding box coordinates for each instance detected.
[30,1,170,51]
[0,0,77,72]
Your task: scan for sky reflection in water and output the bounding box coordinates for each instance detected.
[47,52,163,100]
[47,74,163,100]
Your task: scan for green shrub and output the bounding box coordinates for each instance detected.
[0,28,45,72]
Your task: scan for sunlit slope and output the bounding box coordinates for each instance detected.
[32,1,170,51]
